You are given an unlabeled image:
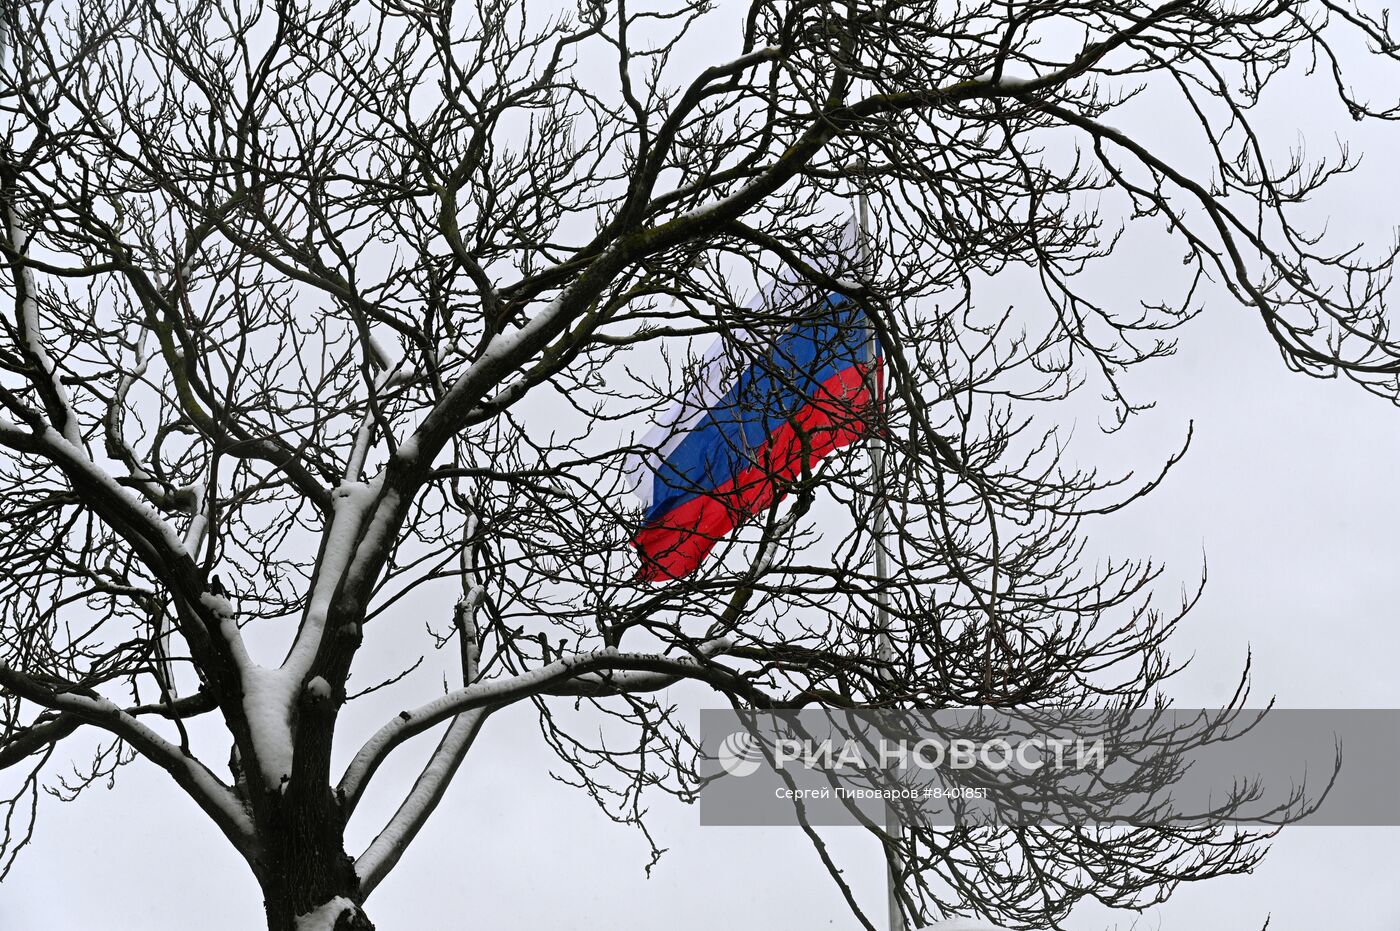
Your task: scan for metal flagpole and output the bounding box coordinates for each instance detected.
[858,184,892,673]
[856,179,902,931]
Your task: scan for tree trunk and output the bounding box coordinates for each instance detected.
[257,779,373,931]
[265,894,374,931]
[260,836,374,931]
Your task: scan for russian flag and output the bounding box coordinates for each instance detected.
[629,285,881,581]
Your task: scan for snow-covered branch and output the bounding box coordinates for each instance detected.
[0,663,254,852]
[0,417,204,594]
[353,708,489,894]
[338,638,736,813]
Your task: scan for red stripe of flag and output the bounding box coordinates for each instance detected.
[634,362,878,581]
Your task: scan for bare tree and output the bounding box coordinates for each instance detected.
[1,0,1397,927]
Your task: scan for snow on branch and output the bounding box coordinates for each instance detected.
[353,708,489,894]
[0,662,254,851]
[0,418,199,584]
[338,637,735,812]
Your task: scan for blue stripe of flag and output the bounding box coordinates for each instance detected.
[644,295,871,523]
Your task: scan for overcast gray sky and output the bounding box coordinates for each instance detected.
[6,169,1399,931]
[3,1,1400,928]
